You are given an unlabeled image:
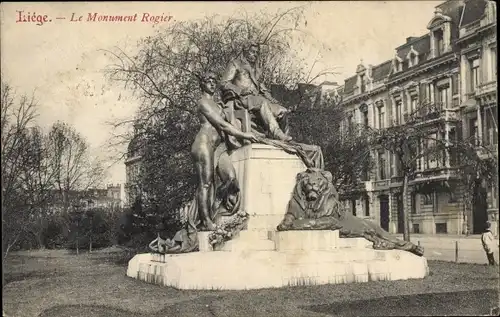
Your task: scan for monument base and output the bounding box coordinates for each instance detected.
[127,230,429,290]
[128,145,428,290]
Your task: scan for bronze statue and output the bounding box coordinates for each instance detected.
[277,168,425,256]
[191,72,260,230]
[220,42,292,141]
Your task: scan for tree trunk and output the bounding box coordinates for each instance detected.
[89,235,92,253]
[2,234,20,264]
[76,235,79,255]
[403,173,410,241]
[463,190,471,236]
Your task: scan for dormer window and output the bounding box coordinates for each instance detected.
[356,60,371,94]
[407,46,420,67]
[360,74,366,93]
[434,29,444,56]
[393,55,403,73]
[427,8,451,59]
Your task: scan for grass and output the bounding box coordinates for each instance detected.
[3,248,499,317]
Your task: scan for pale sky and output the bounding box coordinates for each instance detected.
[1,1,441,185]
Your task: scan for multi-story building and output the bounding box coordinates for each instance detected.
[338,0,498,236]
[339,61,393,228]
[456,0,498,234]
[124,122,145,208]
[78,184,124,210]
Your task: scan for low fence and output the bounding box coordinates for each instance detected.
[394,235,499,264]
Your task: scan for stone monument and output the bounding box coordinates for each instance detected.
[126,42,429,290]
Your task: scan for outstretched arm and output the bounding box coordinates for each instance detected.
[198,99,258,142]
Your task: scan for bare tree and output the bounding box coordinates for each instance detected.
[1,81,54,260]
[47,121,105,212]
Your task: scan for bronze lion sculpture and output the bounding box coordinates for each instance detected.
[277,168,424,256]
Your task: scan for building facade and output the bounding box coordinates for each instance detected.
[338,0,498,236]
[456,0,498,234]
[124,122,145,208]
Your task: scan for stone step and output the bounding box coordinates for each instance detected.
[214,238,276,252]
[128,249,429,290]
[338,237,373,249]
[271,230,340,251]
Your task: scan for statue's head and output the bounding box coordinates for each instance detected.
[295,168,335,202]
[243,41,260,64]
[198,71,217,95]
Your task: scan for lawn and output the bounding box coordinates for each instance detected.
[3,248,499,317]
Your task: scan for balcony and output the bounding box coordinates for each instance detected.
[411,166,460,184]
[372,179,390,191]
[411,104,460,125]
[390,176,404,188]
[476,81,497,97]
[459,20,481,38]
[477,143,498,160]
[458,18,496,41]
[338,181,368,200]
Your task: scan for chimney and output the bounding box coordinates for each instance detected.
[406,37,418,43]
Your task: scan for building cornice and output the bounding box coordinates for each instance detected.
[456,22,496,45]
[341,84,388,106]
[387,53,458,86]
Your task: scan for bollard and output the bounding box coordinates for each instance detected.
[455,241,458,263]
[418,241,421,247]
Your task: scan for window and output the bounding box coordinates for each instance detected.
[449,128,458,165]
[394,59,402,73]
[362,109,369,127]
[378,106,385,129]
[413,224,420,234]
[410,96,418,114]
[408,52,418,67]
[347,114,354,132]
[395,100,402,125]
[434,29,444,56]
[484,106,498,146]
[394,154,402,176]
[360,74,366,93]
[428,139,437,169]
[351,199,357,216]
[448,192,458,203]
[470,58,480,91]
[411,192,417,214]
[435,223,448,234]
[491,47,497,79]
[378,150,387,180]
[423,193,433,205]
[364,196,370,216]
[438,85,450,109]
[469,118,479,145]
[452,73,459,96]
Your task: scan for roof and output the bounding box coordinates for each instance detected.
[393,34,431,70]
[339,0,467,93]
[460,0,487,27]
[439,0,466,41]
[371,60,392,82]
[319,81,338,86]
[343,76,357,94]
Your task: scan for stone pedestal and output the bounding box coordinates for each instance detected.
[272,230,340,251]
[231,143,307,230]
[127,145,429,290]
